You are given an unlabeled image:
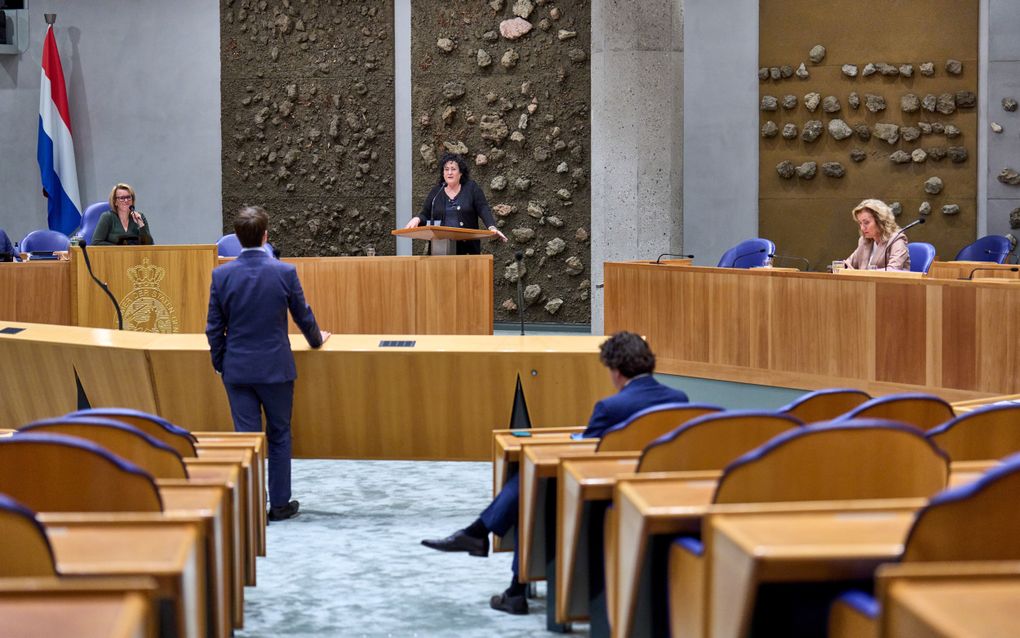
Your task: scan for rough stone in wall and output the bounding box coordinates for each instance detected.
[796,161,817,180]
[822,162,845,178]
[776,160,796,179]
[942,204,961,216]
[924,177,944,195]
[920,201,932,216]
[998,168,1020,186]
[828,119,852,140]
[412,0,591,325]
[781,123,798,139]
[220,0,396,260]
[1004,98,1019,113]
[890,202,902,217]
[1011,207,1020,229]
[801,120,823,142]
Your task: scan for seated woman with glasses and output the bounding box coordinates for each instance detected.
[90,183,154,246]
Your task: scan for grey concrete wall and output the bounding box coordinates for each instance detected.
[0,0,221,245]
[986,0,1020,241]
[591,0,684,334]
[681,0,758,268]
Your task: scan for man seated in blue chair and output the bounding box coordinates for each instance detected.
[420,331,689,614]
[0,229,17,261]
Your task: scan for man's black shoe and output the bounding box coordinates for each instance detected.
[268,500,300,522]
[420,530,489,557]
[489,591,528,615]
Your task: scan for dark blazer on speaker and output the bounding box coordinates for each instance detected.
[581,375,690,438]
[412,179,497,255]
[205,248,323,384]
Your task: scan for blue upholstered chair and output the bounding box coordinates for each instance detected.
[216,233,276,258]
[21,416,188,479]
[76,201,110,244]
[926,403,1020,461]
[954,235,1012,263]
[638,410,802,472]
[0,432,162,512]
[829,452,1020,636]
[67,407,197,458]
[908,242,936,273]
[596,402,722,452]
[776,388,872,424]
[717,238,776,268]
[835,393,956,431]
[20,229,70,254]
[0,493,58,577]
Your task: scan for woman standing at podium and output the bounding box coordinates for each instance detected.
[91,183,154,246]
[840,199,909,271]
[404,153,508,254]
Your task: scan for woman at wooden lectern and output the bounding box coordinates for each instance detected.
[839,199,909,271]
[91,183,155,246]
[403,153,508,254]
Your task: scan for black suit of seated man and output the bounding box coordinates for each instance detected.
[421,331,689,614]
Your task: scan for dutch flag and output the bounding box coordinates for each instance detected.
[37,23,81,236]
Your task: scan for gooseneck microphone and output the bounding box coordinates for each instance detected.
[883,218,925,270]
[515,251,525,336]
[772,254,813,271]
[79,240,124,330]
[732,247,767,267]
[963,266,1020,281]
[654,253,695,264]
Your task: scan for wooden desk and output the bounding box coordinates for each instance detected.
[0,590,153,638]
[707,509,917,638]
[927,260,1020,281]
[0,325,613,460]
[884,579,1020,637]
[604,261,1020,400]
[3,248,495,335]
[0,261,72,325]
[43,517,207,638]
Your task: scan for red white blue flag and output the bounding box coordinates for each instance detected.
[37,24,81,235]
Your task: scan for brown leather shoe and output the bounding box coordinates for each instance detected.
[489,591,528,615]
[268,500,300,522]
[421,530,489,557]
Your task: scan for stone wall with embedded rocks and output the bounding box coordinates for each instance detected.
[221,0,395,258]
[411,0,591,325]
[987,0,1020,242]
[758,0,978,270]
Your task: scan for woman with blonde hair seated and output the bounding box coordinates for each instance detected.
[91,183,154,246]
[840,199,910,271]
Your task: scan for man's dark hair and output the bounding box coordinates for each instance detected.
[234,205,269,248]
[599,331,655,379]
[437,152,470,184]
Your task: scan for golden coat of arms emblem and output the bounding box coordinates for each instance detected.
[119,258,180,333]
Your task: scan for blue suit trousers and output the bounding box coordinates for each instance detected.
[224,381,295,508]
[481,472,521,578]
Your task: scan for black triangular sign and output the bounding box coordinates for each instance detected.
[509,373,532,428]
[74,367,91,410]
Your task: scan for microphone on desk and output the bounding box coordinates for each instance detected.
[654,253,695,264]
[883,218,925,270]
[515,251,525,336]
[962,266,1020,281]
[772,254,813,271]
[732,248,767,268]
[79,240,124,330]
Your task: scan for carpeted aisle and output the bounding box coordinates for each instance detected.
[237,459,587,637]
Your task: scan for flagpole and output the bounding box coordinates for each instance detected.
[44,14,56,25]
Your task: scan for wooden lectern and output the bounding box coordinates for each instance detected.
[392,225,497,255]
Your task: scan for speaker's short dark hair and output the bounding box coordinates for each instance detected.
[599,331,655,378]
[234,205,268,248]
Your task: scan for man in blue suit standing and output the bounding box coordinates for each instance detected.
[421,331,689,614]
[206,205,330,522]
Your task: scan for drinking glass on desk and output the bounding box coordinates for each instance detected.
[831,260,846,273]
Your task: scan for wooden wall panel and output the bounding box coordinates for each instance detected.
[941,286,977,390]
[415,256,493,335]
[759,0,979,273]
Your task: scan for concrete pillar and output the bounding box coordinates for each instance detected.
[590,0,684,334]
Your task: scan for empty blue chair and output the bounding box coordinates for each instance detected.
[77,201,110,244]
[954,235,1012,263]
[908,242,936,274]
[835,392,955,431]
[0,494,58,577]
[20,229,70,254]
[717,238,776,269]
[216,233,275,258]
[777,388,872,424]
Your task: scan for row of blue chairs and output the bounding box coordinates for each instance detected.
[719,235,1015,272]
[2,225,254,257]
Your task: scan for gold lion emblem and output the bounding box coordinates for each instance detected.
[119,258,180,333]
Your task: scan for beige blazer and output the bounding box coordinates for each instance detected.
[844,234,910,271]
